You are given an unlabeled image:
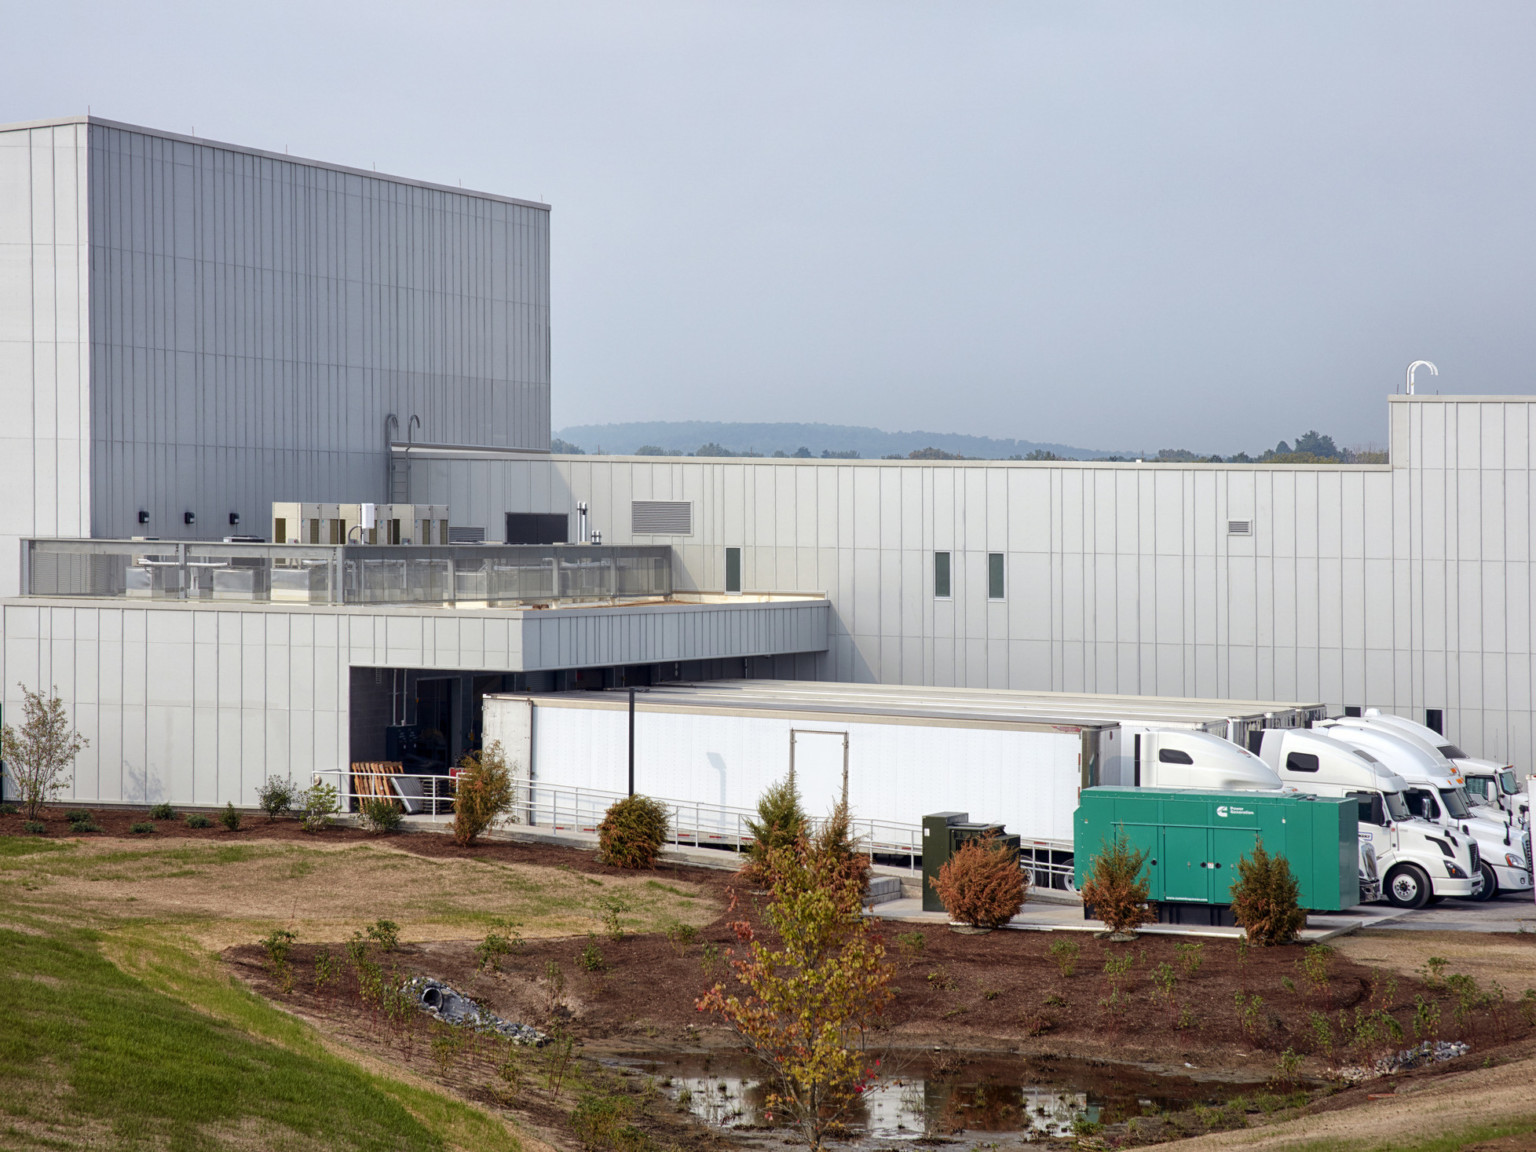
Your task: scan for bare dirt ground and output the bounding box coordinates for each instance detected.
[11,806,1536,1150]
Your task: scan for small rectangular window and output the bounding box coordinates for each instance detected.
[934,552,951,599]
[1285,752,1319,773]
[725,547,742,593]
[987,553,1005,600]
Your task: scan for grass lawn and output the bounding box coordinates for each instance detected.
[0,828,719,1151]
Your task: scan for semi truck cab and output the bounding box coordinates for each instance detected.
[1318,718,1531,902]
[1359,709,1529,825]
[1257,728,1475,908]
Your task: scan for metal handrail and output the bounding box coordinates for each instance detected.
[344,770,1077,887]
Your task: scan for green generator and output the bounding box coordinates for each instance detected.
[921,812,1022,912]
[1072,788,1359,925]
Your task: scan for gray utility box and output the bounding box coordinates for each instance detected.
[921,811,1022,912]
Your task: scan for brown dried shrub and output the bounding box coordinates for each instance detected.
[1080,829,1155,936]
[930,833,1028,928]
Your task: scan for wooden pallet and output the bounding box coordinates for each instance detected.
[351,761,403,802]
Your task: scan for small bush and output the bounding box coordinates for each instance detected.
[69,818,103,833]
[185,813,212,829]
[1176,940,1205,976]
[220,803,243,832]
[1231,838,1304,947]
[896,930,926,956]
[743,775,807,882]
[256,776,298,821]
[597,794,669,869]
[1049,938,1080,976]
[664,922,698,955]
[24,819,47,835]
[364,919,400,951]
[0,803,17,816]
[594,895,630,941]
[453,742,514,846]
[129,821,155,835]
[1079,829,1154,936]
[578,937,607,973]
[360,795,404,833]
[260,928,296,969]
[149,802,175,820]
[930,832,1028,928]
[813,793,872,896]
[477,920,524,971]
[65,809,92,824]
[298,781,339,833]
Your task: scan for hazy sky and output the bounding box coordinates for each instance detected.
[5,2,1535,454]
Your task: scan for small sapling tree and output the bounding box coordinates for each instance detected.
[1,684,88,820]
[931,833,1028,928]
[453,741,513,846]
[1231,838,1305,946]
[743,775,807,883]
[698,837,895,1151]
[1080,828,1154,939]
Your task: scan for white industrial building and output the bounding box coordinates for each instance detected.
[2,115,1533,805]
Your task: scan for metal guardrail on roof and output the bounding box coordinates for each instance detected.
[21,539,672,606]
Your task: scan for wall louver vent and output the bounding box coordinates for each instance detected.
[1227,519,1253,536]
[632,500,692,535]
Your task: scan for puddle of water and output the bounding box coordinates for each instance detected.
[621,1051,1265,1142]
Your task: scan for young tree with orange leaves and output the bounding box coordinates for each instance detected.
[697,838,893,1151]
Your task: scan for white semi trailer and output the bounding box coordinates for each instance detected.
[482,681,1312,889]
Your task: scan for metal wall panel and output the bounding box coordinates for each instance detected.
[1,597,828,806]
[0,123,92,596]
[76,119,550,541]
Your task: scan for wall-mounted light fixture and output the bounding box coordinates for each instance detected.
[183,512,196,526]
[137,510,150,524]
[228,512,240,526]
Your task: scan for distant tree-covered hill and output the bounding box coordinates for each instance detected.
[551,421,1124,460]
[550,421,1387,464]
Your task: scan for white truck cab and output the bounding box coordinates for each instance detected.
[1359,709,1530,825]
[1318,718,1532,901]
[1257,728,1476,908]
[1139,728,1382,903]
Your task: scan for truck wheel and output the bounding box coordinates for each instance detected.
[1385,864,1432,909]
[1472,862,1499,902]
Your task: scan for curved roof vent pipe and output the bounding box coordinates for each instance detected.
[1406,360,1438,395]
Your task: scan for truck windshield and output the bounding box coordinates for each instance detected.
[1439,789,1472,819]
[1349,791,1389,827]
[1498,769,1518,795]
[1383,790,1411,822]
[1437,743,1468,759]
[1404,790,1441,821]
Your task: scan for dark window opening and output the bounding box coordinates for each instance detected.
[725,548,742,593]
[987,553,1005,600]
[505,513,570,544]
[1158,748,1194,765]
[1286,751,1320,773]
[934,552,951,599]
[1425,708,1444,735]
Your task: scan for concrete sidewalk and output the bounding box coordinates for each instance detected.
[865,895,1409,941]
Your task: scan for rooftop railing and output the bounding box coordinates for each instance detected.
[20,539,673,607]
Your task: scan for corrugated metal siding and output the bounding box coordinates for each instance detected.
[84,122,551,540]
[0,597,829,805]
[0,123,92,595]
